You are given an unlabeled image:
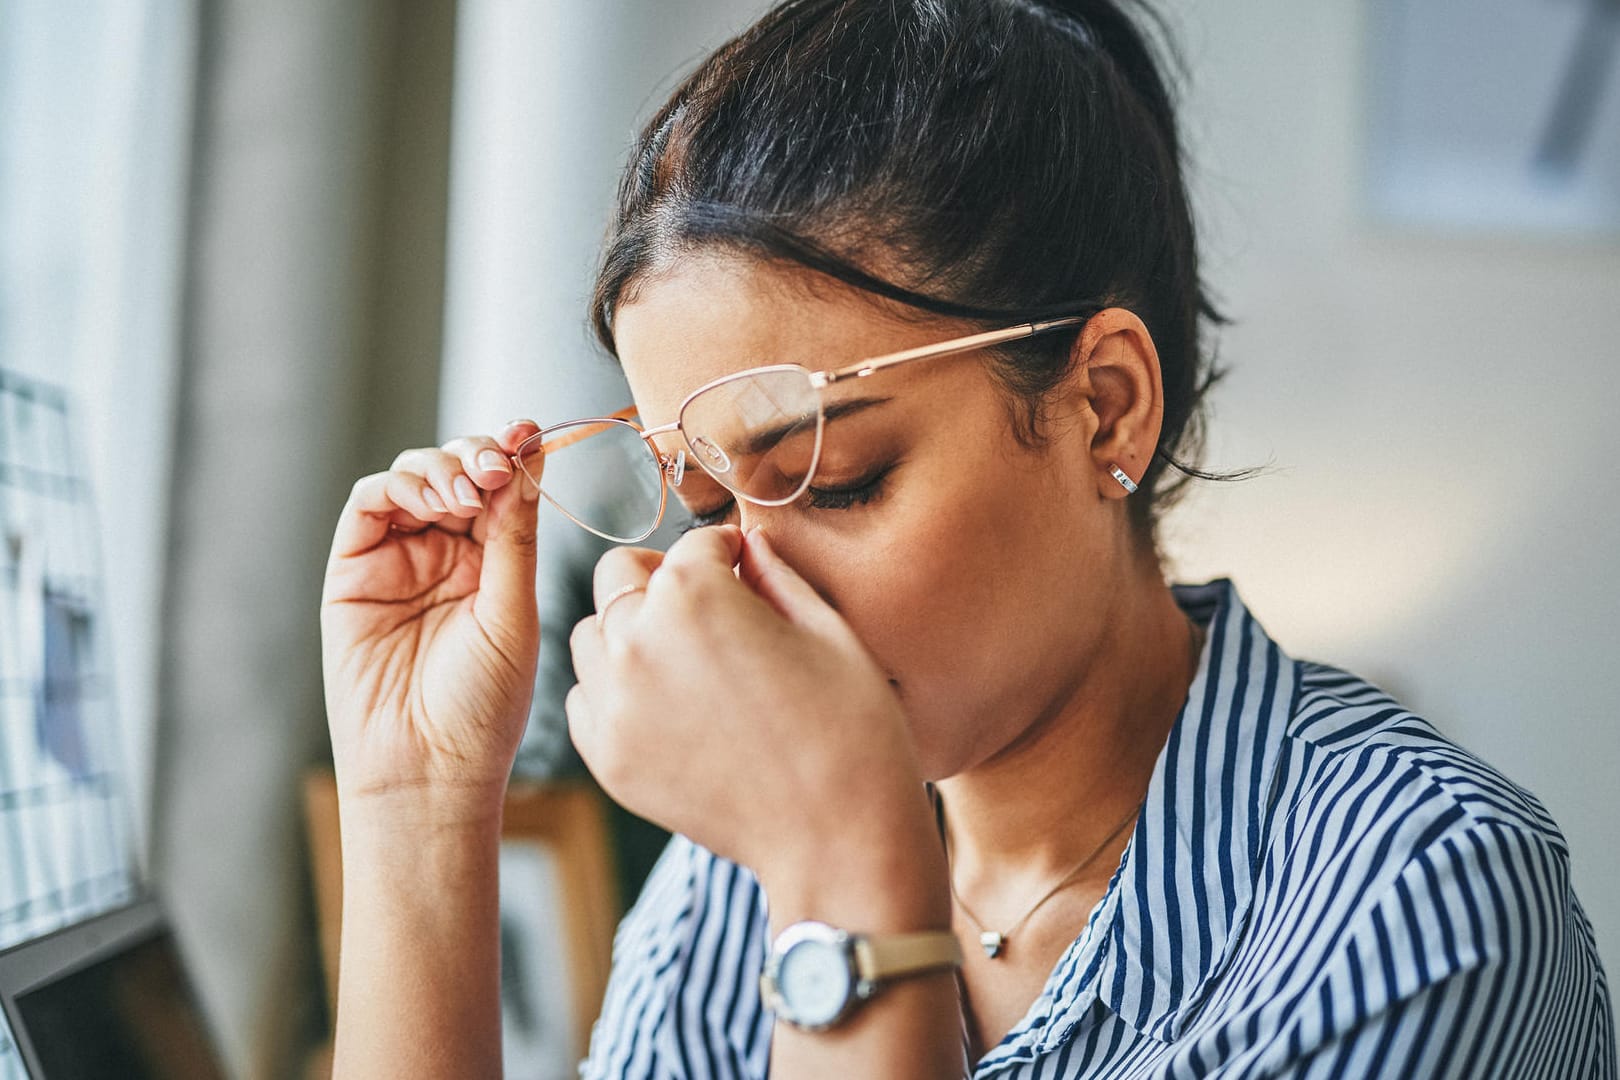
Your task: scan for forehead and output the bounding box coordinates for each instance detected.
[611,253,964,449]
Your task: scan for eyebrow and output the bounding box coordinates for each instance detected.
[736,395,893,455]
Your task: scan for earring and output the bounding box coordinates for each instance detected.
[1109,464,1138,494]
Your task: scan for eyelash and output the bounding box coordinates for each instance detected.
[678,466,893,534]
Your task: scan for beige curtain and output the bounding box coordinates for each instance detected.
[153,2,454,1076]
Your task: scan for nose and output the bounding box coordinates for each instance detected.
[730,503,843,615]
[734,499,769,537]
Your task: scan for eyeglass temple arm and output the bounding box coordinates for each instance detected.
[816,315,1088,385]
[534,315,1087,449]
[535,404,644,453]
[534,405,685,480]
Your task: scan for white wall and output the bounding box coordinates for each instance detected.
[1162,0,1620,969]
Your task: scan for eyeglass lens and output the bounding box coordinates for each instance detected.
[514,366,825,542]
[677,367,823,504]
[515,418,666,543]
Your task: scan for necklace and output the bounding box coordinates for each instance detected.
[943,613,1204,961]
[945,802,1140,960]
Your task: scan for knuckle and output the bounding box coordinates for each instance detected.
[569,615,594,651]
[588,746,625,794]
[564,685,592,745]
[381,470,413,495]
[592,547,637,587]
[605,625,649,667]
[657,557,702,591]
[391,448,457,482]
[421,449,459,478]
[389,447,430,471]
[447,435,497,465]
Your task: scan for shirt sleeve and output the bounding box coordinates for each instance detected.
[580,835,773,1080]
[1265,819,1615,1078]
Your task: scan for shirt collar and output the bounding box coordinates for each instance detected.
[981,578,1300,1067]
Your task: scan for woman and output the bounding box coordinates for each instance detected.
[319,0,1613,1076]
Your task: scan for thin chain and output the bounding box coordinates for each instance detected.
[946,802,1140,948]
[946,614,1205,955]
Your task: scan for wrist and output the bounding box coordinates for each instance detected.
[337,776,506,839]
[761,798,950,936]
[337,782,504,886]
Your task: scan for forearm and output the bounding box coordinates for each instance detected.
[765,812,967,1080]
[332,797,505,1080]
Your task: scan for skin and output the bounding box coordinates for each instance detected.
[318,250,1203,1076]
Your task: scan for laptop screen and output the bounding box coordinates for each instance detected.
[10,926,223,1080]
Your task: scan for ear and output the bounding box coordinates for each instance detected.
[1064,308,1164,499]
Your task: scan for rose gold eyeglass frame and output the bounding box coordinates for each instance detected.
[513,314,1091,543]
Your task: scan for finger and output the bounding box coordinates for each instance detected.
[391,447,486,517]
[331,470,478,560]
[332,473,403,558]
[738,526,841,633]
[564,683,598,767]
[471,454,543,652]
[656,523,745,589]
[497,418,542,454]
[442,434,515,489]
[592,546,664,605]
[502,421,546,499]
[568,614,604,686]
[590,547,664,634]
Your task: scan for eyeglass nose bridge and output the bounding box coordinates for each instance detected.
[660,448,687,487]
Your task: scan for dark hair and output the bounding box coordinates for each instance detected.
[589,0,1243,549]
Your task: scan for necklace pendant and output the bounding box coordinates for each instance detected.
[979,931,1006,959]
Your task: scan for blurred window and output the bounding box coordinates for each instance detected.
[0,0,197,867]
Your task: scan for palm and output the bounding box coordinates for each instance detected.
[321,493,539,798]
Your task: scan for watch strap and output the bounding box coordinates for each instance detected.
[853,929,964,984]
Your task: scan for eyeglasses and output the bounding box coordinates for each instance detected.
[512,314,1091,543]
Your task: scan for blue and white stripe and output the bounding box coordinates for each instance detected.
[581,578,1615,1078]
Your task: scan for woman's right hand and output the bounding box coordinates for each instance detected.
[319,419,544,826]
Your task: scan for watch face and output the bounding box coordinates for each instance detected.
[777,938,854,1028]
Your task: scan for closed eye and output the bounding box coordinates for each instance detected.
[676,464,894,535]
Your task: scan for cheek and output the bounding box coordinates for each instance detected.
[807,457,1050,661]
[826,453,1101,771]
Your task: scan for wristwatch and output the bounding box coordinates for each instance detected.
[759,920,964,1032]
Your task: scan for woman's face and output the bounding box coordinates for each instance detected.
[612,253,1142,781]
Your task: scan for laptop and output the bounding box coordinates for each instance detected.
[0,897,226,1079]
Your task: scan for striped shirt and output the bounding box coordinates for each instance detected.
[581,578,1616,1077]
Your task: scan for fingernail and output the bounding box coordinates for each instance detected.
[423,486,448,513]
[503,418,532,430]
[477,449,510,473]
[453,476,483,508]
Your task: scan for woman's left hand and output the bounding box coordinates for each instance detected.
[567,523,938,898]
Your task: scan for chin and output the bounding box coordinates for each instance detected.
[909,720,980,785]
[887,673,995,779]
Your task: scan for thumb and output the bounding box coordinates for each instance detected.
[738,527,838,632]
[473,459,541,649]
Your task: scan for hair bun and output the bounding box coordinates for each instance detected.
[1024,0,1182,145]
